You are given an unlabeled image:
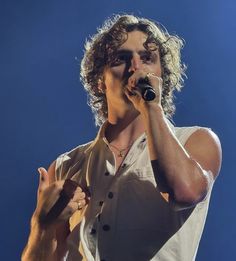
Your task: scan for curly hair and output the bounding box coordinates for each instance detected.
[80,14,186,126]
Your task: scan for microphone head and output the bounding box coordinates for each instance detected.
[142,86,156,101]
[137,80,156,101]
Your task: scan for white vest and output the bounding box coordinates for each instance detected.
[55,123,213,261]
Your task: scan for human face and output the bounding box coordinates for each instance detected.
[103,31,162,106]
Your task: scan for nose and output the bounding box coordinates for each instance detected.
[128,54,142,72]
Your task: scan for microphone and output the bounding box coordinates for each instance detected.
[137,78,156,101]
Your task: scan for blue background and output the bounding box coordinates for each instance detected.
[1,0,235,260]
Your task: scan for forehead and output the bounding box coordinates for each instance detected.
[118,30,148,51]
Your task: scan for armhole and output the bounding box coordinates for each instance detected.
[181,127,215,205]
[175,126,211,146]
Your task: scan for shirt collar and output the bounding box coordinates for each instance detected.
[84,117,175,154]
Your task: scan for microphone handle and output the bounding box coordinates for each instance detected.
[137,83,156,101]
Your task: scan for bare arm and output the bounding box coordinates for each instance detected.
[141,104,222,207]
[125,70,222,208]
[22,162,58,261]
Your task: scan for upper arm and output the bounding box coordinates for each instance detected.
[184,128,222,179]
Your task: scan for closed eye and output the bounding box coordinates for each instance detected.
[109,50,158,66]
[140,51,157,64]
[110,53,132,67]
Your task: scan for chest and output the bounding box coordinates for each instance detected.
[113,152,128,173]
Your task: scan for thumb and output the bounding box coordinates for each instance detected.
[37,167,49,193]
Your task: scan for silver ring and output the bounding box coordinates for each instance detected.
[146,72,155,78]
[78,201,82,210]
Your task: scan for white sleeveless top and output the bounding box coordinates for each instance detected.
[55,122,213,261]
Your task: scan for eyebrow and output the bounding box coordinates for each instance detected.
[115,49,152,56]
[114,49,159,64]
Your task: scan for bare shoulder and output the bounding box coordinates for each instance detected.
[184,128,222,179]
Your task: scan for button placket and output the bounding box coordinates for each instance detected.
[90,228,97,235]
[121,163,127,169]
[102,224,111,231]
[104,171,110,176]
[96,185,118,259]
[108,191,114,199]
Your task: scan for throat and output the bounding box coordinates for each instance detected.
[108,140,134,158]
[104,115,145,172]
[105,112,145,145]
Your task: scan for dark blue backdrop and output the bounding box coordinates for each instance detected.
[1,0,235,260]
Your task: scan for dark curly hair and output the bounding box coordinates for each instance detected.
[80,14,186,126]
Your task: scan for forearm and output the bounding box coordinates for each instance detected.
[141,104,208,204]
[22,215,57,261]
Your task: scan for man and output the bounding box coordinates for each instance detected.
[22,15,222,261]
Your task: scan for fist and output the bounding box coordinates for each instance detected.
[125,70,163,111]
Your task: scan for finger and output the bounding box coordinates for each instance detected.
[58,198,88,221]
[124,88,133,100]
[75,186,82,193]
[72,191,86,202]
[67,201,78,212]
[124,88,141,101]
[146,74,163,90]
[38,167,49,193]
[39,180,77,224]
[128,70,149,87]
[128,76,137,87]
[77,199,86,210]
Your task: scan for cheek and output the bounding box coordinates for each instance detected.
[157,67,162,77]
[154,59,162,77]
[105,66,125,87]
[109,66,125,79]
[153,53,162,77]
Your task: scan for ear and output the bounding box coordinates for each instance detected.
[98,79,106,93]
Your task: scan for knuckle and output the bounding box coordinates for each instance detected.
[50,183,57,189]
[76,186,82,192]
[80,192,86,198]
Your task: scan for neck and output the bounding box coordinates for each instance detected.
[105,109,145,147]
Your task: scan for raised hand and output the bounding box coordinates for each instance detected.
[34,167,87,228]
[124,69,163,111]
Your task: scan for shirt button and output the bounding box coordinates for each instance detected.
[121,163,127,169]
[90,228,96,235]
[108,192,113,199]
[104,171,110,176]
[103,224,110,231]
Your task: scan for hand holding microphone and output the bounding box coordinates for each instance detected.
[136,74,156,101]
[130,73,162,101]
[125,71,163,111]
